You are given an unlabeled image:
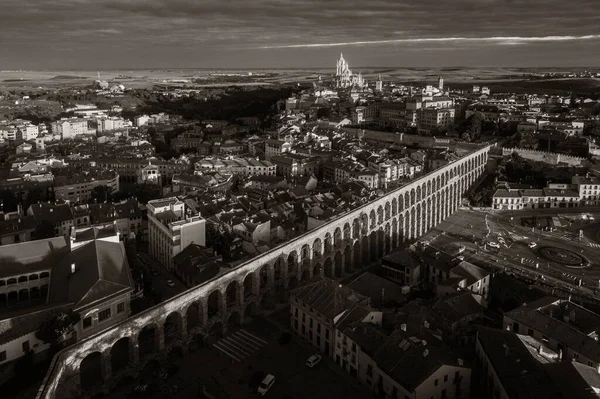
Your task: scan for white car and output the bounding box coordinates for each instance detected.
[257,374,275,396]
[488,242,500,249]
[166,280,175,287]
[528,242,537,249]
[305,354,322,368]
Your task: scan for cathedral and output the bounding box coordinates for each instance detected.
[335,53,367,89]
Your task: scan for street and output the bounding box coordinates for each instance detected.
[421,208,600,295]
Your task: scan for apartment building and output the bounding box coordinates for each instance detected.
[53,169,119,203]
[51,118,93,139]
[147,197,206,270]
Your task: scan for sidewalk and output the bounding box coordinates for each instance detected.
[260,311,373,397]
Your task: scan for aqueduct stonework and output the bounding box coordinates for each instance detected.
[36,145,491,398]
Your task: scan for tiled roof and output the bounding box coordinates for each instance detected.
[49,238,133,311]
[505,300,600,363]
[477,327,562,399]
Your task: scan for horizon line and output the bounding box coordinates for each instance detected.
[2,66,600,72]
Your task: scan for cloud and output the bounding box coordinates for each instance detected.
[259,35,600,49]
[1,0,599,68]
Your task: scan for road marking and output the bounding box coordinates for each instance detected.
[212,342,243,362]
[212,329,267,363]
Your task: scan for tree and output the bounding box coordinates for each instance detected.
[36,311,81,347]
[90,185,112,203]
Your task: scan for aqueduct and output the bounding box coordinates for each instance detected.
[36,146,491,398]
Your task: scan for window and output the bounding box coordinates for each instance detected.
[117,302,125,313]
[444,375,448,382]
[366,364,373,377]
[83,317,92,329]
[98,308,111,322]
[0,351,6,362]
[435,379,439,386]
[22,341,30,353]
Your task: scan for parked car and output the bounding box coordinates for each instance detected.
[257,374,275,396]
[305,354,322,368]
[488,242,500,249]
[528,242,537,249]
[166,280,175,287]
[151,269,159,276]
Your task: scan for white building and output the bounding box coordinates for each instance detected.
[147,197,206,270]
[51,118,94,139]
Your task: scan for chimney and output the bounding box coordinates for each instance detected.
[423,349,429,358]
[71,263,76,274]
[400,323,407,332]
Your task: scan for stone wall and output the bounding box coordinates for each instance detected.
[502,147,585,166]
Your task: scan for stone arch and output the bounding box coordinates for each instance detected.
[225,280,240,310]
[245,302,260,319]
[427,180,431,197]
[110,337,130,373]
[164,311,183,346]
[80,351,103,391]
[207,321,223,340]
[352,218,360,239]
[287,250,298,276]
[399,213,405,243]
[401,194,407,211]
[353,241,361,270]
[416,203,422,238]
[274,256,285,284]
[313,262,321,277]
[334,251,343,278]
[392,198,398,216]
[324,232,333,255]
[384,202,391,221]
[313,238,322,258]
[411,189,416,206]
[227,311,241,332]
[138,324,158,361]
[324,257,333,278]
[362,235,370,264]
[343,222,351,241]
[369,209,376,229]
[334,227,342,249]
[243,272,258,301]
[384,223,391,253]
[391,219,398,250]
[186,301,204,332]
[207,289,223,318]
[416,186,421,202]
[259,264,271,295]
[301,244,311,269]
[361,213,369,235]
[369,231,377,261]
[410,207,416,240]
[344,245,352,273]
[302,268,311,282]
[289,274,299,291]
[377,227,385,258]
[421,183,426,199]
[377,205,384,225]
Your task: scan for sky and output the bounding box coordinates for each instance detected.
[2,0,600,69]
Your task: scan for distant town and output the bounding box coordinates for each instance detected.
[2,55,600,399]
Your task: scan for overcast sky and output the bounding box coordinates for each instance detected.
[2,0,600,69]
